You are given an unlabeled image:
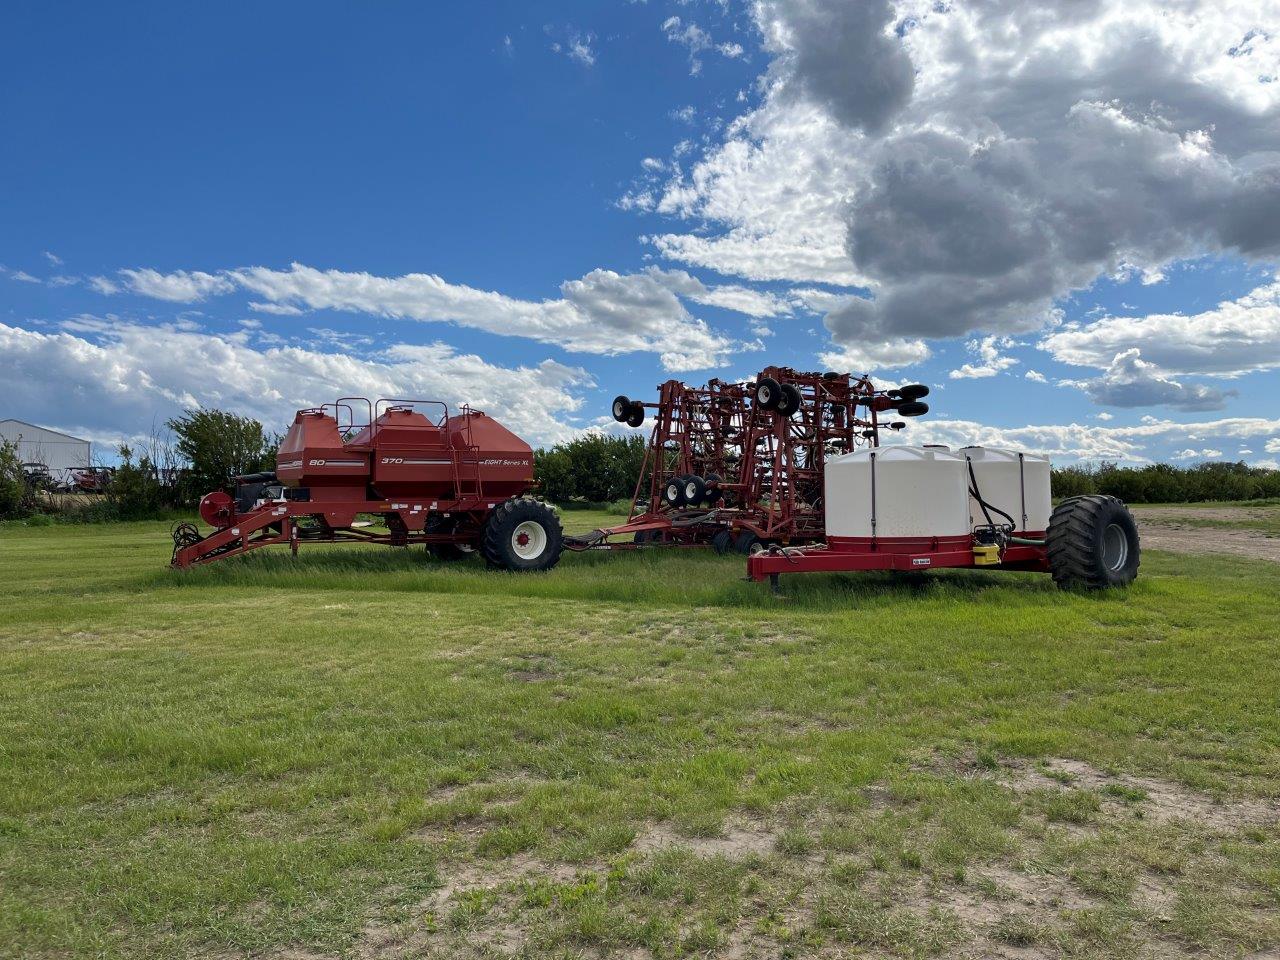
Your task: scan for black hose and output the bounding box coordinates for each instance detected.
[966,459,1017,529]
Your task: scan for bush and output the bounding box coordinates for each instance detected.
[534,434,646,505]
[105,445,168,520]
[167,408,277,502]
[1048,465,1097,499]
[0,440,30,519]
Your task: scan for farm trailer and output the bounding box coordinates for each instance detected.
[745,445,1141,594]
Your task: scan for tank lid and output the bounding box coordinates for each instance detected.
[833,444,963,463]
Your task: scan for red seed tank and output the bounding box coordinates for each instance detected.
[349,405,455,501]
[339,404,535,501]
[275,409,369,501]
[445,410,535,501]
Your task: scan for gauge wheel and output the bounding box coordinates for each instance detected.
[777,383,802,416]
[755,377,782,410]
[662,475,689,507]
[702,473,722,505]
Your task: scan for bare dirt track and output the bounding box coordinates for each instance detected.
[1130,505,1280,563]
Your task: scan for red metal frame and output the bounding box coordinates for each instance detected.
[172,495,505,568]
[745,533,1051,586]
[568,367,882,550]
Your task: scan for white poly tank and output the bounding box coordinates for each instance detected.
[824,446,971,539]
[958,447,1052,533]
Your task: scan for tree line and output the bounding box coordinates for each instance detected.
[1051,460,1280,504]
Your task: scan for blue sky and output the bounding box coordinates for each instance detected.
[2,1,1279,466]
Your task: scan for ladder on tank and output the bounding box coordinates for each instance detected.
[450,407,485,500]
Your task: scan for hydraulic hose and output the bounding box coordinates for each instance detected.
[966,459,1017,530]
[1008,536,1046,546]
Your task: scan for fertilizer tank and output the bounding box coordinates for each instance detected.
[444,411,534,501]
[824,446,970,540]
[959,447,1052,534]
[276,409,370,501]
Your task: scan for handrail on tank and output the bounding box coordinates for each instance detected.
[374,398,450,430]
[326,397,373,434]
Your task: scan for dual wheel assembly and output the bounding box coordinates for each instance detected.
[610,395,646,428]
[753,376,803,416]
[661,472,722,508]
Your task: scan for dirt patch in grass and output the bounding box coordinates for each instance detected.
[433,852,584,900]
[1131,506,1280,562]
[632,818,781,858]
[1005,758,1279,831]
[973,862,1100,914]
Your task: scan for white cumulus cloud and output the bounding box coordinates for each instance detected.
[949,336,1020,379]
[0,319,592,448]
[1041,277,1280,377]
[101,262,760,372]
[120,268,236,302]
[640,0,1280,369]
[1060,349,1235,411]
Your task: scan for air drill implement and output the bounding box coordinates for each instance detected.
[171,397,563,572]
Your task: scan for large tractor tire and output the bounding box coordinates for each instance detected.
[482,499,564,572]
[1046,495,1140,590]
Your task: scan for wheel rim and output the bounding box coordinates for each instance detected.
[512,520,547,560]
[684,481,700,501]
[1102,523,1128,571]
[758,385,771,404]
[613,401,625,419]
[666,482,681,503]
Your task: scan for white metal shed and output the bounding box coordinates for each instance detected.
[0,419,91,477]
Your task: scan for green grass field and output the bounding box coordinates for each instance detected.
[2,510,1279,959]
